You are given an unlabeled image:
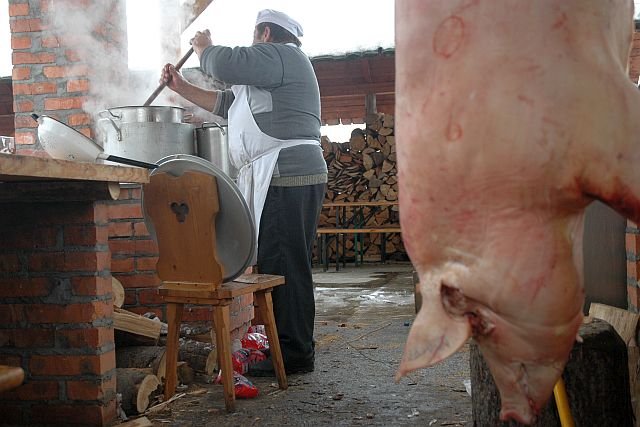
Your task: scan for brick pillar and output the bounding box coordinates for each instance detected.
[627,220,640,312]
[8,0,127,155]
[0,201,116,426]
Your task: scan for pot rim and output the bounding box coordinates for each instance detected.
[104,105,186,110]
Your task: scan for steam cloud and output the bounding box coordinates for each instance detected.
[46,0,222,127]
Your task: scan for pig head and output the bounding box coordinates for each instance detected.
[395,0,640,424]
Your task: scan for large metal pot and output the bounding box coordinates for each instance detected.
[97,106,195,164]
[195,122,238,180]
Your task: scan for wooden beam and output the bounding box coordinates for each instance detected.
[319,82,395,98]
[360,59,372,83]
[181,0,215,32]
[0,181,121,202]
[365,93,377,115]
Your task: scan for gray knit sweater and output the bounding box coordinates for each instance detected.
[200,42,328,186]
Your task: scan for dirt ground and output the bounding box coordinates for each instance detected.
[140,263,473,426]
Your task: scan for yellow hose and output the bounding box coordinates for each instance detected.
[553,377,575,427]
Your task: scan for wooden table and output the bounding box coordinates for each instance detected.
[0,153,149,198]
[319,200,400,271]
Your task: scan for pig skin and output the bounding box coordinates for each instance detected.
[395,0,640,424]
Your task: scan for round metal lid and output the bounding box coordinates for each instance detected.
[144,154,255,282]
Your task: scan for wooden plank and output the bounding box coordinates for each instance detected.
[114,308,162,340]
[323,201,399,207]
[0,181,121,202]
[159,274,285,300]
[0,153,149,183]
[117,416,153,427]
[317,227,402,234]
[588,302,640,345]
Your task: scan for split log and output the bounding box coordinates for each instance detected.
[112,277,125,308]
[116,346,166,378]
[114,308,162,341]
[379,126,393,136]
[116,368,161,415]
[368,137,382,150]
[370,152,385,167]
[363,154,374,170]
[177,361,195,385]
[381,142,392,157]
[115,330,159,348]
[381,160,394,174]
[349,133,366,152]
[178,338,218,375]
[382,114,394,128]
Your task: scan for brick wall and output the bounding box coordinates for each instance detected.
[0,201,116,425]
[9,0,127,155]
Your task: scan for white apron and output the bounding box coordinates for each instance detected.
[228,84,320,263]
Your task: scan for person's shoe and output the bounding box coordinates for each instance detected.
[246,357,314,377]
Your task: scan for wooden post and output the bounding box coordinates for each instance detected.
[470,318,633,426]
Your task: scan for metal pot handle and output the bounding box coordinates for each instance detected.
[201,122,226,135]
[100,117,123,141]
[98,109,122,120]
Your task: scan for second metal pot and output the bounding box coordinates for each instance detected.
[195,122,238,180]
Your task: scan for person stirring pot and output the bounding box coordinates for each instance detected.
[159,9,327,375]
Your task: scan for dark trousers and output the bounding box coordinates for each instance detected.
[257,183,326,364]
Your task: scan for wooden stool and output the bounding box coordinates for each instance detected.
[0,365,24,393]
[143,171,287,412]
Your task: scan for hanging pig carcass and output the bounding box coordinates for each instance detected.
[394,0,640,424]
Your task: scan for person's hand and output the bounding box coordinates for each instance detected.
[160,63,187,93]
[190,29,212,58]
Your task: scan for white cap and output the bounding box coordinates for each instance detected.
[255,9,304,37]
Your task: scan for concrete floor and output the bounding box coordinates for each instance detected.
[145,262,472,426]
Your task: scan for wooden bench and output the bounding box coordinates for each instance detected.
[317,227,402,271]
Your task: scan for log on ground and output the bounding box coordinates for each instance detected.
[116,368,161,416]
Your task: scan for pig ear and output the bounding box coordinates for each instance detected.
[395,282,471,380]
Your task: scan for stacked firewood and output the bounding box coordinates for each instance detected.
[111,277,217,418]
[318,113,407,263]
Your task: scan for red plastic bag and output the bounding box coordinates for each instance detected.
[248,324,266,335]
[215,370,259,399]
[241,332,269,351]
[231,348,268,374]
[231,348,251,374]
